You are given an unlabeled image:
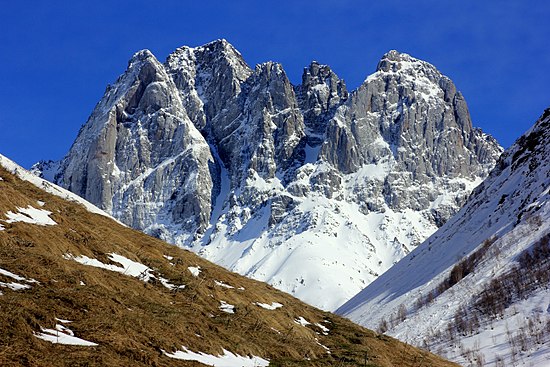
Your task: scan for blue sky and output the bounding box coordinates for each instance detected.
[1,1,549,168]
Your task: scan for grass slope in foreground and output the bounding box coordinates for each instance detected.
[0,163,456,367]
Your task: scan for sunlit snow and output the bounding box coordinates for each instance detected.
[64,253,183,290]
[34,324,98,346]
[0,267,38,292]
[339,117,550,366]
[214,280,234,289]
[254,302,283,310]
[219,301,235,314]
[4,206,56,226]
[163,347,269,367]
[315,323,329,335]
[188,266,201,277]
[294,316,311,326]
[0,154,117,221]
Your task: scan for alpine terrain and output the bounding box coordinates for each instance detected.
[338,108,550,366]
[0,153,459,366]
[35,39,502,310]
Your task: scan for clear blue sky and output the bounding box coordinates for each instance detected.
[1,1,549,168]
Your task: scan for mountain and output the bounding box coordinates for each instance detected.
[337,108,550,366]
[0,153,458,367]
[35,39,502,310]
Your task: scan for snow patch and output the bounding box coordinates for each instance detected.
[214,280,234,289]
[0,267,37,283]
[0,281,31,291]
[4,206,56,226]
[219,301,235,314]
[315,323,330,334]
[0,267,38,291]
[254,302,283,310]
[64,253,182,290]
[0,154,116,222]
[34,324,98,346]
[315,339,331,354]
[188,266,201,277]
[163,347,269,366]
[294,316,311,326]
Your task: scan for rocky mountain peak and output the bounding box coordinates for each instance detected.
[296,61,348,146]
[128,48,156,64]
[254,61,285,77]
[301,61,343,86]
[165,39,252,132]
[55,46,215,245]
[508,107,550,171]
[375,49,437,76]
[192,38,239,56]
[39,41,502,311]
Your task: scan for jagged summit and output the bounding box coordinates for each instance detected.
[376,49,426,69]
[128,48,156,63]
[296,61,348,147]
[36,40,502,310]
[165,39,252,132]
[169,38,239,56]
[372,49,440,78]
[191,38,236,52]
[166,38,251,77]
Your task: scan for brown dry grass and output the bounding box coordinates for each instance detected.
[0,166,458,367]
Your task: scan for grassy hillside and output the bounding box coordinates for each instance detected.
[0,164,457,366]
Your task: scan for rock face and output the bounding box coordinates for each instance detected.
[38,40,502,310]
[53,50,215,244]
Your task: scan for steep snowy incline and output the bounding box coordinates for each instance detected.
[338,108,550,365]
[0,154,113,220]
[36,41,501,311]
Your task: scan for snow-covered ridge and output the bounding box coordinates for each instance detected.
[0,154,115,221]
[338,108,550,365]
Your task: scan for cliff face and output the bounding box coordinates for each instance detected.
[53,49,214,244]
[38,40,502,310]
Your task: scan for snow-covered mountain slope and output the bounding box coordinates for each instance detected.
[338,108,550,366]
[35,39,502,310]
[0,157,458,367]
[0,154,113,220]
